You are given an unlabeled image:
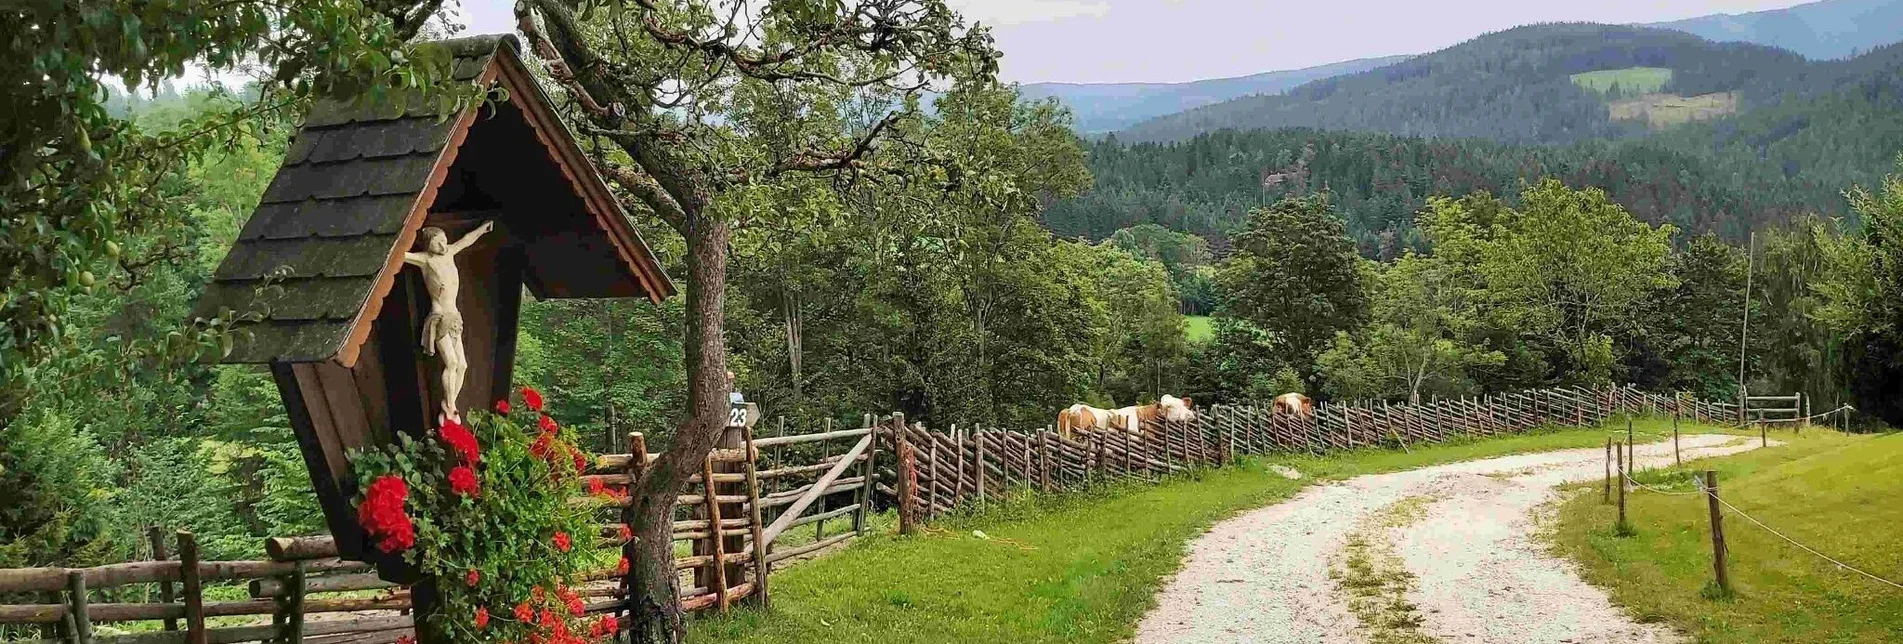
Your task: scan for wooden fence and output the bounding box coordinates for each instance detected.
[0,385,1736,643]
[0,417,876,644]
[879,385,1739,524]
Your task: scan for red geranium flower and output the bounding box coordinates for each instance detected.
[449,465,480,497]
[357,475,414,554]
[495,399,512,415]
[396,636,415,644]
[552,531,572,553]
[474,606,489,629]
[531,586,546,602]
[567,597,584,617]
[570,448,588,474]
[538,414,559,434]
[464,568,480,587]
[531,433,556,459]
[522,386,545,412]
[597,615,619,636]
[616,556,629,574]
[514,601,533,622]
[617,524,632,542]
[439,418,481,465]
[587,477,605,496]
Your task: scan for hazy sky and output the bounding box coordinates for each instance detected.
[459,0,1815,84]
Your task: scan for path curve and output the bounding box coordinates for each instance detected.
[1135,434,1764,644]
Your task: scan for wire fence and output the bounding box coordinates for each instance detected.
[1609,439,1903,594]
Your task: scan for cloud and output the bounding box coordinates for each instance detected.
[949,0,1111,26]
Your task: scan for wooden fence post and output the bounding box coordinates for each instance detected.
[621,432,648,621]
[1616,441,1628,533]
[147,526,177,632]
[926,426,941,516]
[65,571,90,644]
[283,561,306,644]
[855,414,877,536]
[1673,412,1682,467]
[973,425,987,505]
[1603,438,1612,504]
[700,452,730,611]
[894,413,918,536]
[738,427,769,609]
[1704,470,1730,595]
[1038,430,1052,493]
[953,426,966,505]
[177,531,206,644]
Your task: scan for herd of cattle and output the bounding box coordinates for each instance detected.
[1055,392,1314,439]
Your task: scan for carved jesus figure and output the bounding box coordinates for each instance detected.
[404,221,494,423]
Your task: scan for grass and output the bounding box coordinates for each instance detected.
[1184,315,1213,343]
[1571,67,1673,95]
[691,424,1710,644]
[1547,428,1903,644]
[1334,496,1439,644]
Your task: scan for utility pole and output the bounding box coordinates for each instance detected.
[1737,231,1755,415]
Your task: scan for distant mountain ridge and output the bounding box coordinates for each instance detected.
[1116,23,1814,145]
[1647,0,1903,60]
[1018,56,1409,134]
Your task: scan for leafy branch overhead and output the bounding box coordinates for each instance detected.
[1,0,478,421]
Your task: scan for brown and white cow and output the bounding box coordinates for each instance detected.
[1058,395,1196,438]
[1271,392,1313,416]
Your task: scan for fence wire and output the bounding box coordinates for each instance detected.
[1620,465,1903,591]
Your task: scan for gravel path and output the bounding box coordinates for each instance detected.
[1135,434,1766,644]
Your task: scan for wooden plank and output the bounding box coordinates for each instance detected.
[751,427,872,448]
[759,434,873,545]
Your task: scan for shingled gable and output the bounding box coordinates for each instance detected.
[193,33,673,367]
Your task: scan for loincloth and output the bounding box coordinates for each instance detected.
[420,309,464,355]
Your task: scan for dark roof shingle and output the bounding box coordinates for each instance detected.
[192,35,511,363]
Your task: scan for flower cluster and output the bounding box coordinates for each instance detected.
[350,384,605,644]
[441,417,482,465]
[357,475,415,553]
[449,465,480,497]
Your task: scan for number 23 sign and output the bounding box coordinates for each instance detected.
[728,402,759,428]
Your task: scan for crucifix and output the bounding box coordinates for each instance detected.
[404,220,495,423]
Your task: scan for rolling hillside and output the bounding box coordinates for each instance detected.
[1019,56,1409,134]
[1648,0,1903,60]
[1116,23,1813,145]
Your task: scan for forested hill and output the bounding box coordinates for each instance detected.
[1647,0,1903,60]
[1116,23,1816,145]
[1018,56,1409,134]
[1042,128,1836,257]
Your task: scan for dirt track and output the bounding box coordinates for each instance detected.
[1134,434,1765,644]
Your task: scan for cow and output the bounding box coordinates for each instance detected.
[1057,395,1197,438]
[1271,392,1314,416]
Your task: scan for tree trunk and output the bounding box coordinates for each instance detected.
[627,216,732,644]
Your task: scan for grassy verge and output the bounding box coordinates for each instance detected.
[1546,429,1903,644]
[692,425,1694,643]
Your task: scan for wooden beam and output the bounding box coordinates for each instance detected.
[759,434,872,545]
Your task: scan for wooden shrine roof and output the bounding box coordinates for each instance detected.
[192,34,674,365]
